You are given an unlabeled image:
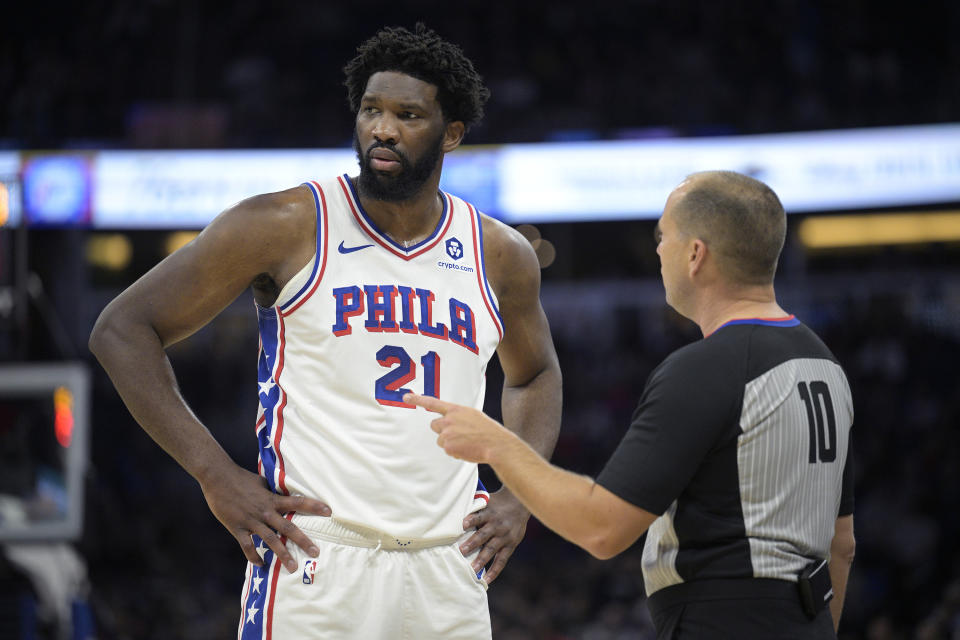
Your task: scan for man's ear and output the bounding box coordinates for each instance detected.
[688,238,708,277]
[442,121,466,153]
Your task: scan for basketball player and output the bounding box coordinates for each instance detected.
[89,25,561,638]
[407,171,856,639]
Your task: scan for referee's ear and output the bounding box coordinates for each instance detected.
[688,237,709,278]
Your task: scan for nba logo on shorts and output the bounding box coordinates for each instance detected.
[302,560,318,585]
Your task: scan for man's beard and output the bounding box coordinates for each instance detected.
[353,129,445,202]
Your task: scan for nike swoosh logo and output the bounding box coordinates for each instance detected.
[338,241,375,254]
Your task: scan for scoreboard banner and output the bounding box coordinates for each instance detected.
[93,149,357,228]
[2,123,959,228]
[496,124,960,221]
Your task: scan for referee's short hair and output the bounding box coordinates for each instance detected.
[674,171,787,286]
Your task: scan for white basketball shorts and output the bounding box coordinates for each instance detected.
[237,514,491,639]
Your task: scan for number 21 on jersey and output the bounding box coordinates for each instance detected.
[375,345,439,408]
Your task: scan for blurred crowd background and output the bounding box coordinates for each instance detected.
[3,0,958,148]
[2,1,960,639]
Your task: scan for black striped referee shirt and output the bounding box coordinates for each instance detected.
[597,317,854,597]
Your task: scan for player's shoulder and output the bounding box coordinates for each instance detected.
[478,213,537,274]
[198,184,317,276]
[221,184,316,235]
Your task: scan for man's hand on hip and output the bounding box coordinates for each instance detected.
[199,463,331,573]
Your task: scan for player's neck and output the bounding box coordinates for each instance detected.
[356,177,445,247]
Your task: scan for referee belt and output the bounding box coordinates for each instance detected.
[648,578,800,613]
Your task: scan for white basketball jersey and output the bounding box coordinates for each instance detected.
[254,175,502,539]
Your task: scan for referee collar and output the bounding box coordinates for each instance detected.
[709,315,799,337]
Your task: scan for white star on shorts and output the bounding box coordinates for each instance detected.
[258,378,276,396]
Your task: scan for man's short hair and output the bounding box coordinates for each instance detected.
[674,171,787,285]
[343,23,490,132]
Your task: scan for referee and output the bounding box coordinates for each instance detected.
[406,170,855,639]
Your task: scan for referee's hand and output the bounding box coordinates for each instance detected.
[404,392,518,465]
[405,392,530,585]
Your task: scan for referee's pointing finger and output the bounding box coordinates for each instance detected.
[404,392,452,415]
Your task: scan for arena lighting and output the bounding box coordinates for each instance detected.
[0,182,8,226]
[797,211,960,249]
[515,224,541,243]
[165,230,199,255]
[85,233,133,270]
[53,386,74,448]
[0,152,23,226]
[532,238,557,268]
[513,224,556,268]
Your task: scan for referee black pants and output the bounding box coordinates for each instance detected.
[647,578,837,640]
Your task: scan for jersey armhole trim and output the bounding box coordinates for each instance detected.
[278,181,329,315]
[468,202,504,341]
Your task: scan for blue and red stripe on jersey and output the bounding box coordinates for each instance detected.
[255,305,289,495]
[256,180,331,495]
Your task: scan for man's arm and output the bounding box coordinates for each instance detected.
[828,514,855,631]
[458,219,563,583]
[88,186,330,574]
[405,393,657,559]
